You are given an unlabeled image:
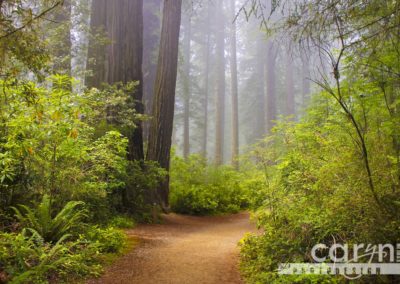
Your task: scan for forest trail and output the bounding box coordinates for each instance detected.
[88,212,255,284]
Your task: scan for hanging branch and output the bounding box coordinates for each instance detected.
[0,1,62,40]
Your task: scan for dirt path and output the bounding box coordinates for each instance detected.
[88,212,255,284]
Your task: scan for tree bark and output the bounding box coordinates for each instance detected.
[285,50,295,117]
[215,0,226,165]
[86,0,144,161]
[230,0,239,169]
[266,40,277,132]
[182,12,191,159]
[301,52,311,106]
[201,2,211,158]
[52,0,71,78]
[143,0,162,143]
[255,32,266,139]
[85,0,107,89]
[147,0,182,209]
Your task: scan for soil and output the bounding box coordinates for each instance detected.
[88,212,256,284]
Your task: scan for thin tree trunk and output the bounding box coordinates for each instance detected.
[147,0,182,209]
[215,0,225,165]
[301,52,310,107]
[266,40,277,132]
[285,51,295,117]
[201,2,211,158]
[255,33,266,139]
[230,0,239,169]
[53,0,71,78]
[182,13,191,159]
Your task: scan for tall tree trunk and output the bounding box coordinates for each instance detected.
[182,12,191,159]
[147,0,182,209]
[285,51,295,117]
[123,0,144,161]
[266,40,277,132]
[86,0,144,161]
[52,0,71,78]
[201,2,211,158]
[230,0,239,169]
[215,0,225,165]
[301,52,310,107]
[143,0,162,143]
[255,32,266,139]
[85,0,107,89]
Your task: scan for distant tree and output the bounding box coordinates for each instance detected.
[147,0,183,209]
[215,0,226,165]
[266,40,277,132]
[285,50,295,117]
[182,12,191,159]
[230,0,239,169]
[51,0,72,77]
[254,33,266,139]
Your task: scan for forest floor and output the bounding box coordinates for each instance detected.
[88,212,256,284]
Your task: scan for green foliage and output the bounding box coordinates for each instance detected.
[169,154,250,215]
[0,229,103,283]
[108,215,136,229]
[0,200,126,283]
[0,76,154,222]
[0,75,150,281]
[12,195,87,243]
[239,90,400,283]
[84,226,127,254]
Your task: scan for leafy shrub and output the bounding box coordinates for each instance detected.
[169,154,249,215]
[84,226,126,254]
[0,229,102,283]
[239,91,400,283]
[12,195,87,243]
[108,215,136,229]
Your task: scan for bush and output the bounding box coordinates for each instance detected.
[0,229,102,283]
[239,92,400,283]
[108,215,136,229]
[84,226,126,254]
[0,194,128,283]
[12,195,87,243]
[169,154,249,215]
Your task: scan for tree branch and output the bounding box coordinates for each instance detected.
[0,1,62,40]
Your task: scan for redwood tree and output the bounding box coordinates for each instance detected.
[215,0,226,165]
[230,0,239,169]
[86,0,144,161]
[147,0,183,209]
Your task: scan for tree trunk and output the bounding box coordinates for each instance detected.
[215,0,225,165]
[230,0,239,169]
[182,12,191,159]
[201,2,211,158]
[301,52,311,107]
[266,40,277,132]
[285,51,295,117]
[85,0,107,89]
[86,0,144,161]
[255,32,266,139]
[147,0,182,209]
[52,0,71,78]
[143,0,162,143]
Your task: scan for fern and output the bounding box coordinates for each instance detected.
[12,195,87,243]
